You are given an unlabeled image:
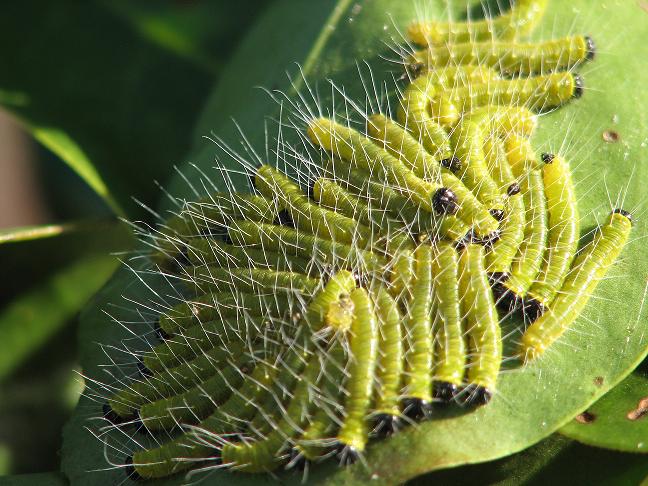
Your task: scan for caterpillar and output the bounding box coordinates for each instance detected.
[408,35,596,75]
[525,153,580,320]
[521,210,633,361]
[430,241,466,401]
[408,0,548,45]
[458,244,502,404]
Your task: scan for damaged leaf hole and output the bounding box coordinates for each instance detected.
[602,129,620,143]
[627,396,648,421]
[575,411,596,424]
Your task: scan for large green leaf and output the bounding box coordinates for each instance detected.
[63,0,648,484]
[0,1,212,218]
[0,472,68,486]
[560,366,648,454]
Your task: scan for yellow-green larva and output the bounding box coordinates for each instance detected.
[398,67,499,160]
[457,244,502,405]
[308,118,460,216]
[430,241,466,401]
[431,72,584,127]
[525,154,580,320]
[401,244,434,419]
[465,105,538,139]
[521,210,633,361]
[335,287,378,464]
[408,0,548,45]
[367,113,499,239]
[450,120,506,213]
[371,287,404,436]
[409,35,596,75]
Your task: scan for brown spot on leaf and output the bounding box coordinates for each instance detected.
[575,411,596,424]
[640,1,648,14]
[602,130,620,143]
[594,376,604,387]
[627,397,648,421]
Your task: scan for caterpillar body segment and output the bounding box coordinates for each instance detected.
[158,292,292,337]
[401,245,434,419]
[371,287,404,434]
[130,359,285,479]
[326,159,470,242]
[367,114,499,238]
[458,244,502,404]
[312,177,414,255]
[308,118,459,216]
[496,168,548,308]
[228,221,388,274]
[450,120,506,213]
[486,193,526,282]
[152,193,277,268]
[525,154,580,319]
[430,242,466,400]
[408,0,548,45]
[432,72,583,127]
[254,165,372,247]
[521,211,632,361]
[409,35,595,75]
[397,67,498,159]
[336,287,379,461]
[465,105,538,139]
[107,342,246,420]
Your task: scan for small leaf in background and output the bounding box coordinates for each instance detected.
[0,221,133,379]
[560,363,648,454]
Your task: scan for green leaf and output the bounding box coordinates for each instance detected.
[63,0,648,484]
[0,221,133,380]
[559,365,648,454]
[0,1,213,218]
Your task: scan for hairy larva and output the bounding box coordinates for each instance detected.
[431,72,584,127]
[324,159,470,242]
[254,164,375,247]
[430,241,466,401]
[312,177,414,254]
[401,244,434,419]
[408,0,548,45]
[308,118,460,216]
[464,105,538,139]
[397,67,499,159]
[450,120,506,213]
[153,193,277,267]
[371,287,404,436]
[525,154,580,319]
[367,113,499,238]
[227,221,388,273]
[521,210,633,361]
[128,357,286,480]
[105,342,247,421]
[158,292,292,337]
[457,244,502,404]
[335,287,378,463]
[408,35,596,75]
[495,167,548,308]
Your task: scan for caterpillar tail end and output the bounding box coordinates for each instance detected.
[462,384,493,406]
[573,74,585,98]
[585,35,596,61]
[372,413,401,438]
[523,298,546,323]
[402,397,432,421]
[433,381,459,403]
[103,403,126,425]
[125,456,143,482]
[336,443,361,467]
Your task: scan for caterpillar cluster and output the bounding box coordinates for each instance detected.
[97,0,634,482]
